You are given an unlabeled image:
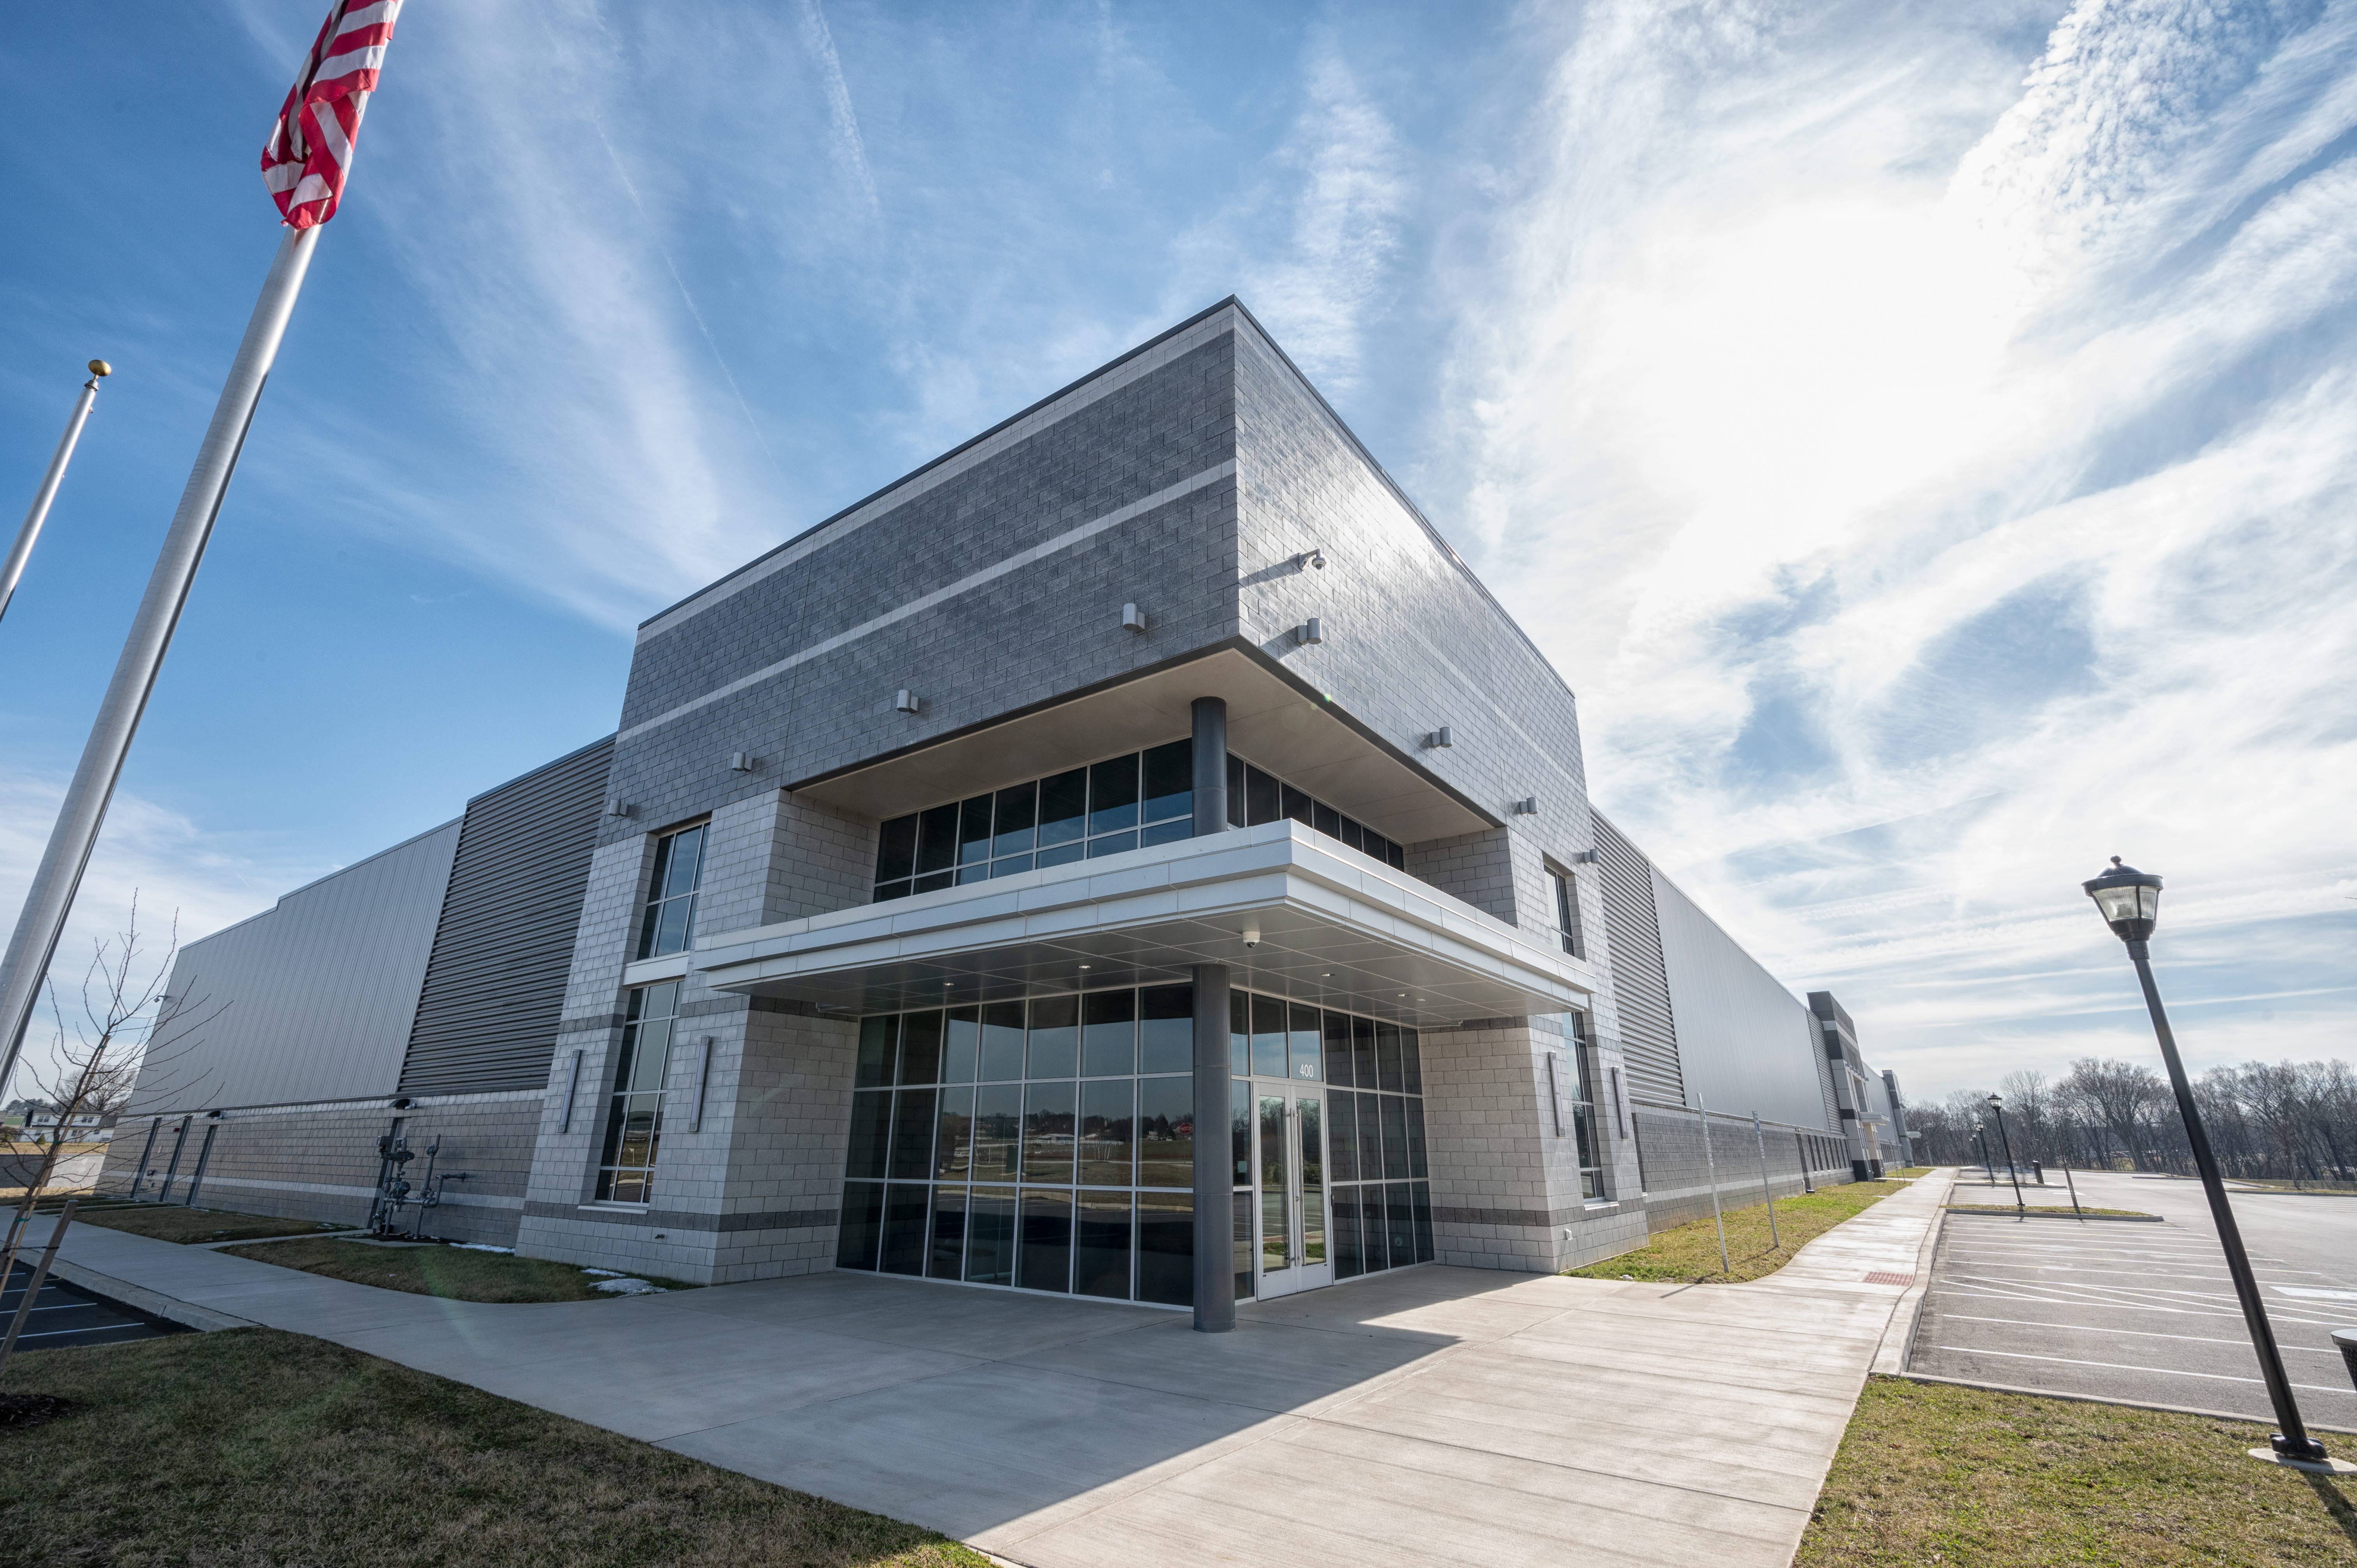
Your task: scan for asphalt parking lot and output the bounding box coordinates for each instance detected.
[1912,1169,2357,1433]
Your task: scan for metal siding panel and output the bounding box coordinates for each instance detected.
[1590,814,1682,1104]
[1648,868,1835,1132]
[398,738,613,1095]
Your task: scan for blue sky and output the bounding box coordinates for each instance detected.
[3,1,2353,1104]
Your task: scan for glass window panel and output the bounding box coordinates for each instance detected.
[1244,766,1281,826]
[1074,1190,1134,1300]
[624,1019,674,1093]
[889,1089,937,1180]
[1141,738,1193,823]
[875,815,918,883]
[992,781,1038,856]
[934,1086,975,1180]
[1088,754,1140,835]
[1250,994,1287,1079]
[1136,1074,1193,1187]
[1406,1099,1428,1178]
[880,1184,931,1275]
[605,1169,648,1204]
[897,1010,944,1085]
[1386,1183,1415,1265]
[1026,996,1078,1079]
[958,864,992,886]
[928,1185,969,1279]
[1081,990,1136,1077]
[1329,1093,1359,1184]
[1572,1103,1598,1182]
[664,826,707,898]
[1087,830,1137,857]
[1258,1095,1289,1275]
[972,1084,1023,1180]
[1229,992,1250,1077]
[1231,1078,1252,1188]
[1287,1003,1321,1081]
[1018,1189,1073,1293]
[651,897,693,959]
[1360,1183,1389,1272]
[1136,1192,1193,1306]
[1078,1078,1135,1186]
[1386,841,1406,871]
[1413,1182,1435,1262]
[989,853,1035,877]
[1233,1190,1254,1301]
[836,1182,884,1270]
[915,804,959,874]
[1226,754,1246,828]
[957,795,995,864]
[1339,817,1365,852]
[1140,818,1192,849]
[1038,768,1088,846]
[979,1003,1026,1081]
[1332,1187,1362,1279]
[1381,1097,1410,1180]
[1021,1080,1076,1184]
[913,871,953,893]
[1351,1016,1377,1087]
[1299,1096,1325,1267]
[1311,801,1342,838]
[1403,1029,1424,1094]
[1376,1023,1405,1092]
[965,1186,1017,1285]
[1357,1091,1383,1181]
[1322,1012,1353,1087]
[844,1091,892,1180]
[1138,985,1194,1074]
[1281,784,1314,827]
[1034,841,1084,870]
[874,879,912,902]
[943,1008,979,1084]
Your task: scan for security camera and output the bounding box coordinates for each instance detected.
[1299,548,1327,570]
[1242,925,1261,949]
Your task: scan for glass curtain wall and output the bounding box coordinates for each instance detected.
[638,823,708,959]
[1562,1010,1603,1199]
[871,740,1411,901]
[595,982,679,1202]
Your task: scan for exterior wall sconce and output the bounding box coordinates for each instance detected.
[1122,603,1148,634]
[1295,617,1323,646]
[606,798,635,819]
[894,689,921,714]
[1426,726,1452,749]
[1571,848,1597,863]
[1513,796,1538,815]
[728,752,760,773]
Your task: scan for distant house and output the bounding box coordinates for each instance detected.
[23,1107,119,1141]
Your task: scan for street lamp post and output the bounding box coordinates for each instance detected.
[1974,1121,1994,1185]
[2083,858,2346,1471]
[1987,1094,2027,1217]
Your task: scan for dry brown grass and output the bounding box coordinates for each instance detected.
[74,1202,350,1245]
[2,1328,994,1567]
[218,1236,699,1303]
[1799,1377,2357,1566]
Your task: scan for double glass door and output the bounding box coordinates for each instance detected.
[1252,1084,1328,1298]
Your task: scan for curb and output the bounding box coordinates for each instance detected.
[1890,1371,2357,1436]
[49,1259,260,1333]
[1870,1168,1955,1377]
[1942,1208,2164,1224]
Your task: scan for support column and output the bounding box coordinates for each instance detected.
[1191,696,1228,835]
[1192,962,1234,1332]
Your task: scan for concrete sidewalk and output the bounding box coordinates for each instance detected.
[35,1173,1952,1568]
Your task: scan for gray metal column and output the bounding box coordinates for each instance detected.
[1191,697,1228,835]
[1191,961,1234,1331]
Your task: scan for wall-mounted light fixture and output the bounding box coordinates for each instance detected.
[1426,726,1452,749]
[1513,796,1538,816]
[1122,603,1148,634]
[894,689,921,714]
[607,798,635,819]
[1571,848,1597,864]
[728,752,760,773]
[1295,617,1323,646]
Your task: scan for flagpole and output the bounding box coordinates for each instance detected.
[0,227,320,1095]
[0,362,111,627]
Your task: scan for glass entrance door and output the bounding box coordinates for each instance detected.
[1253,1087,1329,1298]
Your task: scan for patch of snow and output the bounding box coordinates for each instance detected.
[581,1267,626,1277]
[452,1243,513,1254]
[592,1277,664,1295]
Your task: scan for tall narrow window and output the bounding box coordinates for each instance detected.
[1549,866,1584,959]
[638,823,708,958]
[596,982,679,1202]
[1564,1010,1603,1199]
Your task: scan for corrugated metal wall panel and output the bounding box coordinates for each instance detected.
[398,737,613,1095]
[1650,868,1836,1132]
[1591,813,1683,1105]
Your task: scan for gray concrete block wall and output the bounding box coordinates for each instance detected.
[1421,1017,1600,1273]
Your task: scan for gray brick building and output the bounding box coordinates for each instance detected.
[109,300,1900,1323]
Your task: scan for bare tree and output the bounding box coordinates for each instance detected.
[1,898,219,1276]
[2060,1058,2171,1171]
[1998,1069,2054,1162]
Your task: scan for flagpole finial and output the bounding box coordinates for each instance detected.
[87,360,111,378]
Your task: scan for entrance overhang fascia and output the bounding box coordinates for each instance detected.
[692,819,1592,1026]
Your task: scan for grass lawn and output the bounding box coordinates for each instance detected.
[2,1327,990,1567]
[1564,1180,1908,1284]
[1892,1166,1935,1177]
[220,1236,700,1303]
[1799,1376,2357,1566]
[71,1202,352,1245]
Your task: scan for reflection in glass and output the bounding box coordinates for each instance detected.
[944,1008,979,1084]
[845,1091,891,1180]
[1329,1093,1358,1184]
[1322,1011,1352,1086]
[1078,1078,1134,1186]
[957,795,993,865]
[1075,1190,1133,1299]
[1259,1095,1288,1275]
[1288,1003,1321,1081]
[1139,985,1193,1074]
[1088,754,1139,835]
[1022,1080,1076,1184]
[880,1184,930,1275]
[855,1015,897,1089]
[1081,990,1135,1077]
[979,1002,1025,1081]
[1333,1187,1362,1279]
[992,780,1037,856]
[1377,1022,1405,1093]
[837,1181,883,1270]
[1229,991,1250,1077]
[934,1087,974,1180]
[1142,737,1193,823]
[1038,768,1087,846]
[1250,994,1286,1079]
[1298,1097,1325,1266]
[1351,1015,1377,1088]
[965,1186,1016,1285]
[1026,995,1078,1079]
[1136,1192,1193,1306]
[915,803,959,875]
[1135,1075,1193,1187]
[889,1089,937,1180]
[898,1010,944,1085]
[928,1185,968,1279]
[1357,1090,1383,1180]
[1231,1077,1252,1187]
[1019,1189,1072,1293]
[1381,1096,1410,1180]
[972,1084,1021,1180]
[1386,1183,1415,1265]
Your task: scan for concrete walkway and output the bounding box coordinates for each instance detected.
[35,1174,1952,1568]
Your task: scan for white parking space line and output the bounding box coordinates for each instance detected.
[1936,1279,2353,1326]
[1938,1314,2350,1354]
[1931,1345,2352,1397]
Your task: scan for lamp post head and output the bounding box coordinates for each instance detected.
[1986,1093,2003,1110]
[2083,856,2162,943]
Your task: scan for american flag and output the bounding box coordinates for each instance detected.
[260,0,405,230]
